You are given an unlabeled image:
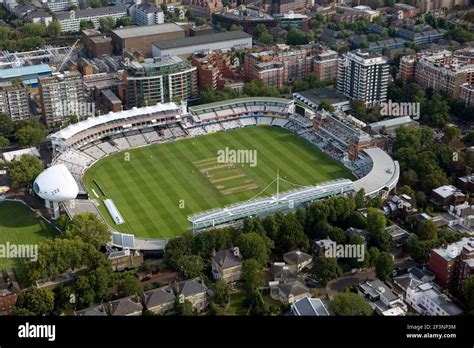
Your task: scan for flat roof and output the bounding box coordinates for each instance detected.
[112,23,184,39]
[189,97,291,111]
[0,64,52,79]
[294,87,349,105]
[153,31,251,50]
[2,147,40,162]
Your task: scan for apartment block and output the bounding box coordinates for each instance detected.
[56,6,128,33]
[399,49,474,99]
[0,82,30,122]
[186,0,223,19]
[428,237,474,289]
[124,56,198,108]
[39,71,86,127]
[337,49,389,106]
[415,0,469,13]
[191,51,242,91]
[244,45,322,88]
[313,49,339,81]
[132,3,164,26]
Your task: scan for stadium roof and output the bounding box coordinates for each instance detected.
[353,147,399,196]
[112,23,184,39]
[34,164,79,202]
[152,31,251,50]
[49,103,180,141]
[189,97,292,111]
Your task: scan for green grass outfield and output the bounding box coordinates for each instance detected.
[83,126,354,238]
[0,201,57,267]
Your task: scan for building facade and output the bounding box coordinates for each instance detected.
[38,71,86,127]
[0,82,30,122]
[56,6,128,33]
[337,49,389,106]
[132,3,164,26]
[191,51,242,91]
[124,56,198,108]
[399,49,474,99]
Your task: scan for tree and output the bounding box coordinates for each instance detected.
[310,256,342,285]
[16,287,54,316]
[355,189,366,208]
[418,220,438,241]
[80,20,95,30]
[88,0,105,8]
[99,17,116,31]
[212,281,230,307]
[260,31,273,45]
[243,79,279,97]
[375,252,394,281]
[462,275,474,313]
[329,292,373,316]
[164,234,193,269]
[229,24,243,31]
[177,255,204,278]
[118,274,141,297]
[276,213,309,253]
[15,119,44,146]
[464,130,474,146]
[319,101,335,113]
[22,23,46,38]
[174,298,194,315]
[0,113,14,135]
[241,259,262,296]
[46,20,61,38]
[8,154,44,188]
[65,212,110,249]
[0,135,9,148]
[117,17,132,27]
[236,232,270,265]
[292,80,310,92]
[286,27,309,45]
[366,208,389,251]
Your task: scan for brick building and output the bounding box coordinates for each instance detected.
[191,51,242,91]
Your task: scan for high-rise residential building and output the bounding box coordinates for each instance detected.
[44,0,79,12]
[124,56,198,108]
[39,71,86,127]
[244,44,321,88]
[337,49,389,107]
[0,82,30,122]
[132,3,164,26]
[399,49,474,99]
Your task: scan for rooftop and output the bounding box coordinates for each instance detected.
[112,23,184,39]
[56,5,127,20]
[291,296,329,316]
[152,31,251,50]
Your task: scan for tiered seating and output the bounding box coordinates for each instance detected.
[141,130,161,143]
[187,127,207,137]
[221,120,241,130]
[271,118,289,127]
[240,117,256,126]
[257,117,273,125]
[169,125,185,138]
[82,145,106,160]
[97,141,118,155]
[114,137,132,151]
[127,133,147,147]
[161,128,173,140]
[204,123,224,133]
